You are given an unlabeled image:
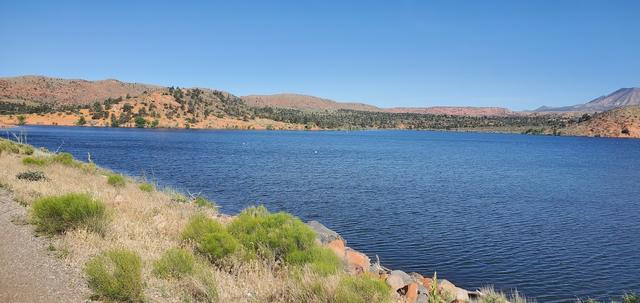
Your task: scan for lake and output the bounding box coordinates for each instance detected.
[6,126,640,302]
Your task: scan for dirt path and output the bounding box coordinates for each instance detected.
[0,190,89,302]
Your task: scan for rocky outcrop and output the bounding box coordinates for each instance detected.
[307,220,484,303]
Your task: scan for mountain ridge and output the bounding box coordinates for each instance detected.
[535,87,640,112]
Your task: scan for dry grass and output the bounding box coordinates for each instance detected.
[0,144,399,302]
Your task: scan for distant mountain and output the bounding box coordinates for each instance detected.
[243,94,514,116]
[0,75,160,105]
[561,105,640,138]
[536,88,640,112]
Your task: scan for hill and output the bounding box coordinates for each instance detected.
[561,105,640,138]
[243,94,381,112]
[536,88,640,112]
[243,94,514,117]
[0,76,160,106]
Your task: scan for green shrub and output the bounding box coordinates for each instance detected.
[623,293,640,303]
[227,206,316,261]
[286,246,342,276]
[182,214,239,261]
[194,196,217,209]
[334,276,391,303]
[51,152,74,165]
[153,248,195,279]
[84,249,144,302]
[182,214,224,242]
[31,193,106,234]
[22,156,47,166]
[107,174,126,187]
[16,170,47,182]
[0,139,34,155]
[138,183,154,192]
[80,162,98,174]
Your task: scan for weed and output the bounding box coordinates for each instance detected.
[84,249,144,302]
[107,174,126,187]
[31,193,107,234]
[153,248,195,279]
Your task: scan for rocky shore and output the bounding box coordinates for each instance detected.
[307,220,482,303]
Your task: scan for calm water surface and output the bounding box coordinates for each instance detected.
[8,126,640,302]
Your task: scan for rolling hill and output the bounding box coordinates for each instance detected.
[242,94,515,116]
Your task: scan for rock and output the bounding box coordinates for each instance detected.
[385,274,406,291]
[345,249,370,274]
[306,221,343,245]
[406,282,418,303]
[409,272,424,281]
[438,279,469,302]
[422,277,433,290]
[418,283,428,295]
[326,239,345,256]
[416,293,428,303]
[390,270,413,284]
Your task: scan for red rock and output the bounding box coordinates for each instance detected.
[422,277,433,290]
[327,239,345,256]
[345,249,370,273]
[406,283,418,303]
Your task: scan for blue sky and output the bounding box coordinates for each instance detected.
[1,0,638,110]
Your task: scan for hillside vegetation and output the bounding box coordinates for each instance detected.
[561,106,640,138]
[1,76,570,132]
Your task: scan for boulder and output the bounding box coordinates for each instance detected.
[422,277,433,290]
[345,249,370,274]
[385,274,406,291]
[416,293,428,303]
[390,270,413,285]
[326,239,345,256]
[406,282,418,303]
[409,272,425,281]
[438,279,469,302]
[306,221,343,245]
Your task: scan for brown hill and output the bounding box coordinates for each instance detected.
[0,75,160,105]
[561,106,640,138]
[242,94,381,112]
[386,106,514,117]
[243,94,515,116]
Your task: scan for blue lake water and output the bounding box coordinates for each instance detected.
[6,126,640,302]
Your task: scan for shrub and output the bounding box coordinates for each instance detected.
[182,214,224,242]
[624,293,640,303]
[153,248,195,279]
[80,162,98,174]
[51,152,74,165]
[22,156,47,166]
[16,171,47,182]
[84,249,144,302]
[0,139,31,155]
[286,246,342,276]
[198,231,240,261]
[194,196,217,209]
[227,206,316,261]
[138,183,154,192]
[182,214,239,261]
[334,276,391,303]
[31,193,106,234]
[107,174,126,187]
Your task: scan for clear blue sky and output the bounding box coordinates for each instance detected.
[1,0,639,110]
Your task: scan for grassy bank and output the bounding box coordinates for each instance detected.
[2,138,637,302]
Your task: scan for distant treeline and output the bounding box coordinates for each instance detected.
[251,107,569,130]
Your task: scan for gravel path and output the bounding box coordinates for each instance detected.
[0,190,89,302]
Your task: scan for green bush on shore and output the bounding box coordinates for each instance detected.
[51,152,74,166]
[22,156,48,166]
[153,248,195,279]
[0,138,34,155]
[138,183,154,192]
[182,214,239,261]
[31,193,107,234]
[334,275,391,303]
[107,174,126,187]
[227,205,316,261]
[84,249,144,302]
[286,246,341,276]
